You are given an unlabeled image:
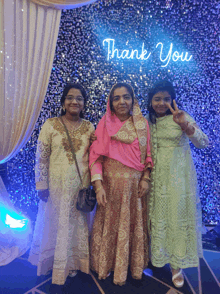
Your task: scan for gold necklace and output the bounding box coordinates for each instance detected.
[63,116,82,131]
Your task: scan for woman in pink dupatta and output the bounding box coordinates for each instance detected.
[89,82,153,285]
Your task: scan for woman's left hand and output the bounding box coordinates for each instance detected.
[138,180,150,198]
[165,100,187,127]
[90,131,97,144]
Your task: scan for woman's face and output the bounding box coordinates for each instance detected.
[112,87,133,118]
[64,88,84,116]
[151,91,172,117]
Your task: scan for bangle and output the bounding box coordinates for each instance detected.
[142,178,150,183]
[181,121,189,131]
[95,187,102,193]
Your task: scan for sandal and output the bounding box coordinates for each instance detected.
[171,268,184,288]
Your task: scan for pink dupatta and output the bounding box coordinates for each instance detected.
[89,95,153,180]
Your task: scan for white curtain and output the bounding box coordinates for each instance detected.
[30,0,98,9]
[0,0,60,265]
[0,0,98,163]
[0,0,96,265]
[0,0,61,164]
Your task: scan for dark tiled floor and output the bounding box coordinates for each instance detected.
[202,230,220,252]
[0,249,219,294]
[0,230,220,294]
[38,272,100,294]
[203,250,220,282]
[199,257,220,294]
[0,258,51,294]
[143,263,193,294]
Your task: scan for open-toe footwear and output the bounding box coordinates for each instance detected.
[172,268,184,288]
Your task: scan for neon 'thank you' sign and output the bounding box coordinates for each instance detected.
[103,39,192,67]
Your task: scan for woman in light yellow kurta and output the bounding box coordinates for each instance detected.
[28,83,94,287]
[146,80,209,288]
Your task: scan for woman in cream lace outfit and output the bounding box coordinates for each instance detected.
[28,83,95,287]
[147,80,209,288]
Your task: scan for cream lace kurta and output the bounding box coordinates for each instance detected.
[148,113,209,269]
[28,117,94,285]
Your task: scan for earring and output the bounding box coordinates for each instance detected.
[62,106,66,112]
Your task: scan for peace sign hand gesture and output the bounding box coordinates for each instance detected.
[165,100,188,128]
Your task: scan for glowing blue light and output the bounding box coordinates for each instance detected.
[143,268,153,277]
[103,38,151,61]
[5,214,27,229]
[156,42,192,67]
[103,39,192,67]
[0,205,29,231]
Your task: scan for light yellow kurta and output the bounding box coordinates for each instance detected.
[28,117,94,285]
[148,113,209,269]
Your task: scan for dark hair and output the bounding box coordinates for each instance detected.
[147,80,176,124]
[109,82,135,112]
[60,83,87,118]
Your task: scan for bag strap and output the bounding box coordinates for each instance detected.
[60,117,83,188]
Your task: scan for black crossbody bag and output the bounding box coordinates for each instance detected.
[61,117,96,212]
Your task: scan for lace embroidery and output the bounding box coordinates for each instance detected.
[31,117,94,285]
[188,125,209,148]
[53,118,91,164]
[133,100,148,164]
[147,114,204,269]
[111,100,148,164]
[35,141,51,189]
[111,116,137,144]
[90,158,148,285]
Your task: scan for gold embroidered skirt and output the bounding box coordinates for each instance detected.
[90,158,149,285]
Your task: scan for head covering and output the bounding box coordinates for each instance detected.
[89,84,149,167]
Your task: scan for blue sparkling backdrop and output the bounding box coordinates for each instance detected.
[6,0,220,223]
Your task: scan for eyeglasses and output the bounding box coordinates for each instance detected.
[65,96,84,102]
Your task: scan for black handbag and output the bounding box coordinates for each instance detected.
[61,117,96,212]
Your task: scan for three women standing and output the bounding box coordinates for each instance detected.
[147,80,209,287]
[89,83,153,285]
[29,84,95,286]
[30,80,208,290]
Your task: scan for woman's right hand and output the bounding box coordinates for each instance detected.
[96,186,107,207]
[38,189,49,202]
[90,131,97,145]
